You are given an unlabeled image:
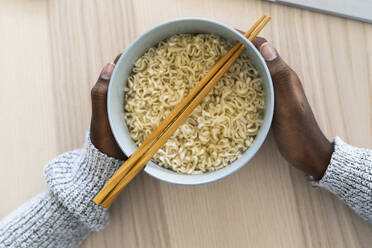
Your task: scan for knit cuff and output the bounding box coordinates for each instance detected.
[44,131,124,231]
[317,137,372,222]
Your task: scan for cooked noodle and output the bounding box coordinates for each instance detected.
[124,34,264,174]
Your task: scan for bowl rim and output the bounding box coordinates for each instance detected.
[108,17,274,185]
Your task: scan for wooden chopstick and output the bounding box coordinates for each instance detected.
[99,16,271,208]
[93,15,267,206]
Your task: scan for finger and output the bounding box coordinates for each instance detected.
[252,36,267,49]
[236,30,266,47]
[114,53,122,64]
[91,62,115,117]
[256,40,295,85]
[235,28,245,35]
[92,62,115,96]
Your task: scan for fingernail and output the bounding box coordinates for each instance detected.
[100,62,115,80]
[259,42,278,61]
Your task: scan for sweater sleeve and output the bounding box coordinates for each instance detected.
[317,137,372,223]
[0,132,123,248]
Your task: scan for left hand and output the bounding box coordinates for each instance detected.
[90,55,127,160]
[252,37,332,179]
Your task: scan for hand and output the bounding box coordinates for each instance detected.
[253,37,333,179]
[90,55,127,160]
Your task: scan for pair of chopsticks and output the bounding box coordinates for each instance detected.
[93,15,271,208]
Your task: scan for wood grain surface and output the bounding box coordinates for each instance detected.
[1,0,371,247]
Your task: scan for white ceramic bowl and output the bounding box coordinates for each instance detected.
[108,18,274,185]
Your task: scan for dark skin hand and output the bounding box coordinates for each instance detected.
[252,37,333,179]
[90,54,127,160]
[90,37,333,180]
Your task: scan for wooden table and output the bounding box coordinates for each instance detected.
[1,0,371,247]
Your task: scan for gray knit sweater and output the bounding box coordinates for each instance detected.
[0,134,371,247]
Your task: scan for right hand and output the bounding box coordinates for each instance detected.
[253,37,333,180]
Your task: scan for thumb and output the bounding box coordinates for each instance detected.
[91,62,115,118]
[253,37,294,86]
